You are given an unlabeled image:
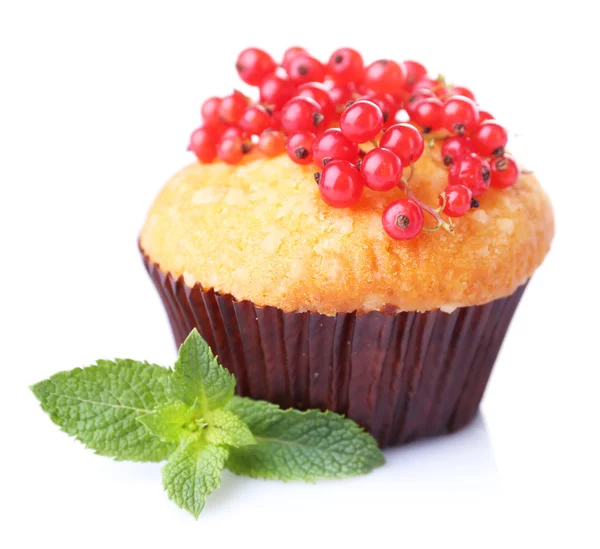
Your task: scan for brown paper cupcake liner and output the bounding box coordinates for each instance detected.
[142,251,526,448]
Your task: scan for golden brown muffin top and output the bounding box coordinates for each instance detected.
[140,150,553,315]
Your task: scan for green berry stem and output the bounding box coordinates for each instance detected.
[399,165,454,234]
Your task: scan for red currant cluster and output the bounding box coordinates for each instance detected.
[188,47,520,240]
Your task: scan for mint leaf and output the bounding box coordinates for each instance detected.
[225,397,385,481]
[137,400,201,442]
[171,329,235,411]
[31,360,176,462]
[205,408,256,448]
[163,440,228,519]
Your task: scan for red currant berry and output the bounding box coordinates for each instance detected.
[379,123,424,165]
[312,128,358,167]
[382,199,424,240]
[490,155,520,188]
[340,100,384,143]
[443,95,479,134]
[286,132,316,165]
[282,46,308,73]
[363,59,407,95]
[221,126,246,141]
[388,90,409,110]
[281,96,324,134]
[235,48,277,86]
[478,110,494,123]
[201,119,227,138]
[403,60,427,88]
[361,147,403,191]
[219,91,248,125]
[441,135,474,166]
[448,153,491,196]
[327,47,364,84]
[329,84,355,111]
[412,77,438,93]
[449,85,476,102]
[405,88,435,117]
[217,136,245,165]
[298,82,335,120]
[188,127,218,163]
[363,93,397,126]
[201,97,222,128]
[259,74,296,110]
[472,120,508,157]
[441,184,473,217]
[239,105,271,135]
[410,97,444,131]
[258,130,285,157]
[319,160,364,207]
[287,55,326,84]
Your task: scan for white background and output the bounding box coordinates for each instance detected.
[1,0,599,547]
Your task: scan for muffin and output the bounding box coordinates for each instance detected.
[139,47,554,447]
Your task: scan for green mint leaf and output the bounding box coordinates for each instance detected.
[31,360,176,462]
[225,397,385,481]
[205,408,256,448]
[171,329,235,411]
[162,440,228,519]
[137,400,202,442]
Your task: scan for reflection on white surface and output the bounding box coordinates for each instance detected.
[378,413,501,501]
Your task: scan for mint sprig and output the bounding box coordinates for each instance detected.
[31,329,385,518]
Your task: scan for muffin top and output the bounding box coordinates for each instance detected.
[140,47,554,315]
[140,149,553,315]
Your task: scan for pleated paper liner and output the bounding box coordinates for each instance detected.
[142,251,526,448]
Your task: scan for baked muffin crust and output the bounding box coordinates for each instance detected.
[140,151,553,315]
